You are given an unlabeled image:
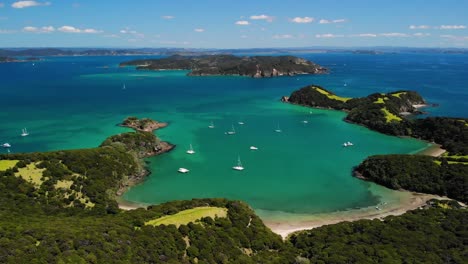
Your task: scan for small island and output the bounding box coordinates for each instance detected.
[120,54,327,78]
[120,116,168,132]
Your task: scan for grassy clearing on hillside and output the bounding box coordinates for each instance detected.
[15,163,46,187]
[145,207,228,227]
[391,92,407,98]
[0,160,19,171]
[381,107,402,122]
[314,87,351,102]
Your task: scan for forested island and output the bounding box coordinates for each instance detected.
[0,56,40,63]
[120,55,327,77]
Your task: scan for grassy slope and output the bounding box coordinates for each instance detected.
[145,206,228,227]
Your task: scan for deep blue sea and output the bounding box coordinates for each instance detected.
[1,52,467,216]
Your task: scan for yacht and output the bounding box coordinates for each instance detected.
[2,143,11,148]
[302,120,308,124]
[249,146,258,150]
[347,141,354,146]
[232,156,244,171]
[343,142,349,147]
[226,124,236,135]
[238,121,245,125]
[274,124,282,133]
[186,144,195,154]
[178,168,189,173]
[21,128,29,137]
[208,121,215,128]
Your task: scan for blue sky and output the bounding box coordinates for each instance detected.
[1,0,468,48]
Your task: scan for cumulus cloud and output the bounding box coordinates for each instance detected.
[12,1,50,8]
[58,26,102,33]
[250,14,274,22]
[409,25,430,30]
[23,26,54,33]
[350,33,377,37]
[319,19,346,24]
[235,20,250,25]
[273,34,293,39]
[379,32,409,37]
[315,33,344,38]
[161,15,175,20]
[291,17,314,23]
[194,28,205,32]
[438,25,466,30]
[413,33,430,37]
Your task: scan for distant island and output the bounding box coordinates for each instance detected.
[0,56,40,63]
[120,55,328,78]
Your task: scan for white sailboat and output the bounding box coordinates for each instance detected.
[178,168,189,173]
[249,146,258,150]
[21,128,29,137]
[302,120,308,124]
[238,121,245,125]
[274,124,282,133]
[232,156,244,171]
[226,124,236,135]
[186,144,195,154]
[347,141,354,146]
[208,121,215,128]
[2,143,11,148]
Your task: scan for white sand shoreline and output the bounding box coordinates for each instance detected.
[263,192,442,239]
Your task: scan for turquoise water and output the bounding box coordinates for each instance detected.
[1,53,466,216]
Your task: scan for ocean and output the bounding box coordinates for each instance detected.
[1,52,467,216]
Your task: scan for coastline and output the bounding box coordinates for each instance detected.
[416,143,446,157]
[263,191,441,239]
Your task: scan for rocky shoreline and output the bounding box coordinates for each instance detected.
[114,117,175,198]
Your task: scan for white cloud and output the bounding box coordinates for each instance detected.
[440,34,468,41]
[119,28,144,38]
[413,33,430,37]
[58,26,102,34]
[438,25,466,30]
[350,33,377,37]
[315,33,344,38]
[235,20,250,25]
[319,19,346,24]
[194,28,205,32]
[250,14,274,22]
[161,15,175,20]
[409,25,430,30]
[273,34,293,39]
[291,17,314,23]
[12,1,50,8]
[103,34,119,38]
[23,25,54,33]
[379,32,409,37]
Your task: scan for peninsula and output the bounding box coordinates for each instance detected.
[0,115,466,263]
[120,55,327,77]
[285,85,468,202]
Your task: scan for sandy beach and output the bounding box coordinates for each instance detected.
[417,143,446,157]
[263,191,441,239]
